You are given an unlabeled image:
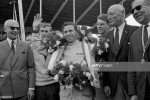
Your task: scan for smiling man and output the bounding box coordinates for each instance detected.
[128,0,150,100]
[97,14,109,36]
[0,19,35,100]
[102,4,139,100]
[59,21,94,100]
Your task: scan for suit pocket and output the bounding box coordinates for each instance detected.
[0,75,4,83]
[21,50,26,54]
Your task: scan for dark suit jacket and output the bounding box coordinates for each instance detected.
[0,39,35,98]
[103,24,139,96]
[128,27,150,100]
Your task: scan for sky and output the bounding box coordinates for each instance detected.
[125,14,141,26]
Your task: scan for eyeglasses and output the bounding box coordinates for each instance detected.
[131,5,142,14]
[7,26,20,30]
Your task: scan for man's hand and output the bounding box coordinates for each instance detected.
[33,13,43,30]
[27,89,34,100]
[131,95,138,100]
[104,86,111,97]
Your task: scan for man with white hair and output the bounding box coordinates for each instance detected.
[103,4,139,100]
[0,19,35,100]
[128,0,150,100]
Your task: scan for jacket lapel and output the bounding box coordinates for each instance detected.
[12,41,24,66]
[145,35,150,51]
[108,29,116,55]
[138,28,143,53]
[117,24,129,54]
[1,40,13,60]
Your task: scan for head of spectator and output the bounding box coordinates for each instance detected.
[62,21,78,43]
[97,14,109,35]
[4,19,20,40]
[39,22,52,41]
[107,4,125,27]
[131,0,150,25]
[26,34,32,45]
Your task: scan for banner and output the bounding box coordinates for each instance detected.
[92,62,150,72]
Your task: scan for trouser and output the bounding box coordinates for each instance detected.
[35,82,60,100]
[112,80,130,100]
[144,77,150,100]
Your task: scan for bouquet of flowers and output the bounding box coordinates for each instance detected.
[70,60,91,90]
[51,60,72,86]
[77,25,97,44]
[41,31,67,53]
[91,35,109,62]
[52,60,92,90]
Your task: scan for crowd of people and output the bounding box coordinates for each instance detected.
[0,0,150,100]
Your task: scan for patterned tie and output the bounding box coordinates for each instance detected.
[11,41,15,54]
[114,28,119,54]
[144,25,149,46]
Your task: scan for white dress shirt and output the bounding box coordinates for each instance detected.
[114,22,125,44]
[7,37,17,49]
[145,22,150,38]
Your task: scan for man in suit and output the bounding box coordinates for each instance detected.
[128,0,150,100]
[0,19,35,100]
[103,4,139,100]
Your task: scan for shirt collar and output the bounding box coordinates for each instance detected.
[117,22,125,30]
[7,37,17,46]
[148,22,150,26]
[68,40,80,46]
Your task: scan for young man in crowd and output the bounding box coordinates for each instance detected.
[32,14,60,100]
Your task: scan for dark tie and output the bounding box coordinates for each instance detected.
[144,25,149,46]
[11,41,15,53]
[44,55,47,61]
[114,28,119,54]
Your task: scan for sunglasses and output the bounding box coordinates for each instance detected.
[40,30,50,33]
[7,26,20,30]
[131,5,142,14]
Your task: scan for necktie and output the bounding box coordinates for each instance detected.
[144,25,149,46]
[44,55,47,60]
[114,28,119,54]
[11,41,15,53]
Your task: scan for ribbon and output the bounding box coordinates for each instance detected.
[82,39,100,88]
[45,46,65,70]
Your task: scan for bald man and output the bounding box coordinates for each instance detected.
[103,4,139,100]
[0,19,35,100]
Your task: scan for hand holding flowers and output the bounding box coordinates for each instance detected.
[40,31,67,53]
[91,35,109,62]
[52,60,92,90]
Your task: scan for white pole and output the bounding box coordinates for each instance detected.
[73,0,75,23]
[40,0,42,17]
[100,0,102,15]
[18,0,25,41]
[14,4,18,21]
